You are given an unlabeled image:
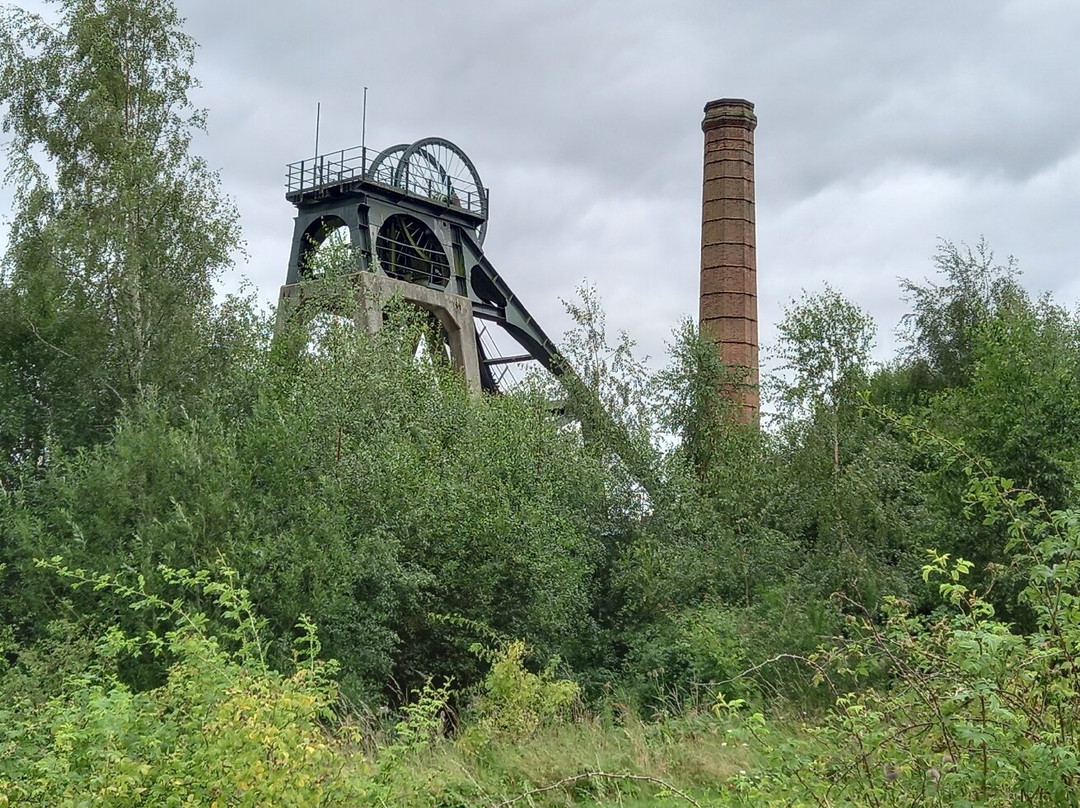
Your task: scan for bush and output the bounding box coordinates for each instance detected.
[0,561,374,806]
[466,640,580,741]
[729,451,1080,807]
[620,605,753,714]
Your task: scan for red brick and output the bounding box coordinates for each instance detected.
[702,199,755,226]
[704,159,754,182]
[704,176,754,201]
[705,125,755,142]
[721,342,757,369]
[699,98,759,423]
[701,244,756,272]
[701,291,757,322]
[702,218,755,246]
[700,315,756,346]
[706,145,752,161]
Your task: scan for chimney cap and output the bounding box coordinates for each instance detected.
[702,98,756,132]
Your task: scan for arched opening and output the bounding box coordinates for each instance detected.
[299,215,354,279]
[375,214,450,288]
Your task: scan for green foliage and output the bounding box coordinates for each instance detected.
[728,454,1080,807]
[466,640,580,740]
[771,284,875,426]
[885,294,1080,618]
[621,604,754,714]
[0,617,100,710]
[0,561,372,806]
[899,237,1025,393]
[1,302,612,700]
[932,297,1080,509]
[557,284,657,444]
[765,287,925,608]
[657,318,752,479]
[534,283,662,502]
[367,704,753,808]
[636,308,785,622]
[0,238,117,469]
[0,0,243,469]
[5,6,1080,794]
[389,679,455,755]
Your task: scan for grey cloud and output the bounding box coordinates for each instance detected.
[5,0,1080,375]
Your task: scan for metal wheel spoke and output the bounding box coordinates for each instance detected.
[366,143,409,185]
[394,137,488,245]
[375,214,449,288]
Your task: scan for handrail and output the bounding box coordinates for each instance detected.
[285,143,488,219]
[285,145,372,195]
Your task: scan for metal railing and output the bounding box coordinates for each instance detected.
[395,161,486,217]
[285,145,374,196]
[477,321,525,390]
[285,144,488,219]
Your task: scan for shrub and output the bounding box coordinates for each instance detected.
[623,604,755,714]
[729,443,1080,807]
[467,640,580,741]
[0,560,373,806]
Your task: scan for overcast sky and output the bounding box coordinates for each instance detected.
[8,0,1080,387]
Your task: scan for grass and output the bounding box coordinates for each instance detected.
[371,707,757,807]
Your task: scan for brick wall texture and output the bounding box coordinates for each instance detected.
[699,98,759,421]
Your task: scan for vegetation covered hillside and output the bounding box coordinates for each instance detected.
[4,2,1080,806]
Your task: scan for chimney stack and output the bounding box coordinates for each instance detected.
[699,98,759,422]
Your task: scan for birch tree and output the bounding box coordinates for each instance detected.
[0,0,241,464]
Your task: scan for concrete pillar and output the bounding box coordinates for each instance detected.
[276,273,483,392]
[699,98,759,422]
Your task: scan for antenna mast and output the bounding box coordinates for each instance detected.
[361,87,368,156]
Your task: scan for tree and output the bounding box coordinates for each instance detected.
[0,0,241,466]
[768,287,923,605]
[905,296,1080,621]
[656,317,748,479]
[1,303,616,700]
[937,298,1080,506]
[899,238,1025,392]
[771,284,875,470]
[553,283,659,489]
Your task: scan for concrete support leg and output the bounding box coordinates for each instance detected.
[276,273,483,392]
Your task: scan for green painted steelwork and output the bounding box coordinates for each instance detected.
[280,136,658,494]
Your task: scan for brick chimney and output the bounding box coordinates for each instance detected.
[699,98,759,422]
